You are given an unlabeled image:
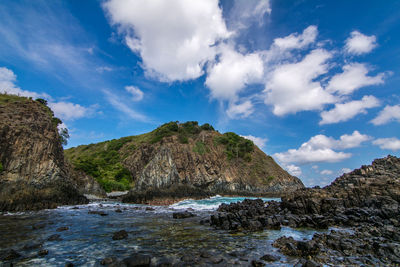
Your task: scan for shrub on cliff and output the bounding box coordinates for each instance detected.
[215,132,254,161]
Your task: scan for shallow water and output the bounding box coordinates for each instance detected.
[0,197,326,266]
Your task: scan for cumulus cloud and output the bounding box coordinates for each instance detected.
[241,135,267,149]
[264,49,336,116]
[103,0,231,81]
[320,95,380,125]
[226,100,255,118]
[48,102,98,121]
[327,63,385,95]
[0,67,49,99]
[283,164,302,177]
[320,169,333,175]
[273,25,318,50]
[274,131,369,164]
[371,105,400,125]
[125,86,144,101]
[206,46,263,101]
[344,31,377,55]
[373,137,400,151]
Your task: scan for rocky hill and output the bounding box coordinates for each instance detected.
[0,94,104,211]
[65,121,304,203]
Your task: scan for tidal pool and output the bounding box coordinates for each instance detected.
[0,196,325,266]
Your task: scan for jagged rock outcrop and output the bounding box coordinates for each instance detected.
[0,95,97,211]
[281,155,400,215]
[65,121,304,203]
[210,156,400,265]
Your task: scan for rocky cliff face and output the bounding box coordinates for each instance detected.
[0,94,101,211]
[281,155,400,215]
[124,132,302,195]
[66,121,304,203]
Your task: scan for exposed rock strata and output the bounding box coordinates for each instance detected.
[0,95,94,211]
[122,131,303,203]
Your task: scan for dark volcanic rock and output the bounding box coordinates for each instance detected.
[112,230,128,240]
[1,249,21,261]
[260,254,280,262]
[47,234,62,241]
[56,226,69,232]
[172,211,195,219]
[122,253,151,267]
[88,210,108,216]
[38,249,49,256]
[210,155,400,266]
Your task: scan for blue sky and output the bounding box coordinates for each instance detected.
[1,0,400,187]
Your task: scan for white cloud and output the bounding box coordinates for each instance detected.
[312,165,319,170]
[227,0,271,30]
[283,164,302,177]
[344,31,377,55]
[264,49,336,116]
[125,85,144,101]
[320,169,333,175]
[274,131,369,164]
[320,95,380,125]
[226,100,254,118]
[327,63,385,95]
[241,135,267,149]
[48,102,97,121]
[337,131,371,149]
[371,105,400,125]
[103,0,231,81]
[103,89,149,122]
[373,137,400,151]
[273,25,318,50]
[0,67,49,99]
[96,66,113,73]
[206,46,263,101]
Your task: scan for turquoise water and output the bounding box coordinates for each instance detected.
[170,195,279,211]
[0,197,323,266]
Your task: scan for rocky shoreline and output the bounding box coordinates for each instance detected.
[208,155,400,266]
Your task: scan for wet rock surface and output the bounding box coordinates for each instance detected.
[209,155,400,265]
[172,211,195,219]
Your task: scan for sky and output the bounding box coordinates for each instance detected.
[1,0,400,187]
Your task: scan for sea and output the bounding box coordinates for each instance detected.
[0,196,326,266]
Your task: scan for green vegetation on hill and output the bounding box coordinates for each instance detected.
[0,162,3,173]
[66,137,134,192]
[65,121,216,192]
[214,132,254,161]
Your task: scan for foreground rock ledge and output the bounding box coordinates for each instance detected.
[210,155,400,266]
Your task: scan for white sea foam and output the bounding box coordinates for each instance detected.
[170,196,279,211]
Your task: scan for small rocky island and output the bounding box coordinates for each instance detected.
[65,120,304,203]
